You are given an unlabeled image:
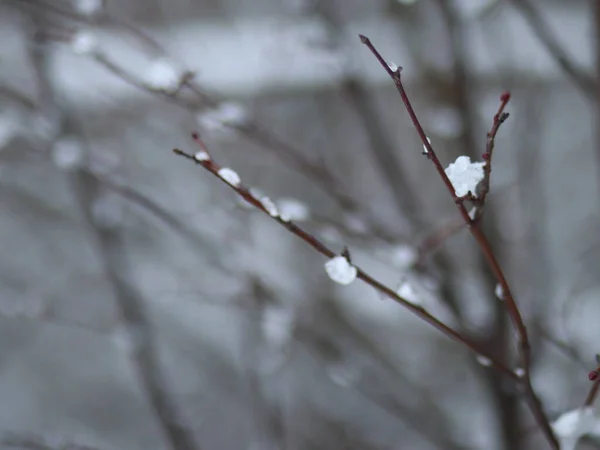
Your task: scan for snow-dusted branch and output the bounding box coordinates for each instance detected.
[172,134,518,380]
[359,34,558,449]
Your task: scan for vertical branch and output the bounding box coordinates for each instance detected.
[18,8,201,450]
[359,35,559,449]
[73,171,202,450]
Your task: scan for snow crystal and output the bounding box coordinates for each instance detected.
[494,283,504,300]
[387,61,398,72]
[217,167,241,186]
[422,136,431,154]
[396,279,421,306]
[552,407,600,450]
[74,0,102,16]
[444,155,486,197]
[193,151,210,162]
[52,136,84,170]
[276,198,310,222]
[476,354,493,367]
[197,102,247,132]
[146,59,182,91]
[325,256,357,285]
[71,31,98,55]
[260,196,279,217]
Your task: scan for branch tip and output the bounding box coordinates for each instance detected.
[359,34,369,44]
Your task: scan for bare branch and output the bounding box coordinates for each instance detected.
[359,34,558,449]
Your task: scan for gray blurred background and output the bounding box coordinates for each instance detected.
[0,0,599,449]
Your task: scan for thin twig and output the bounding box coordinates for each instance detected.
[359,34,558,449]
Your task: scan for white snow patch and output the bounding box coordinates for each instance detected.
[390,244,417,269]
[52,136,84,170]
[552,407,600,450]
[515,367,525,377]
[422,136,432,154]
[387,61,398,72]
[193,151,210,162]
[71,30,98,55]
[444,155,486,197]
[260,196,279,217]
[197,102,247,132]
[217,167,241,186]
[74,0,103,16]
[396,279,421,306]
[146,59,182,91]
[325,256,357,285]
[261,306,294,349]
[494,283,504,300]
[476,354,493,367]
[276,198,310,222]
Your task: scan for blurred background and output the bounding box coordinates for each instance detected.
[1,0,599,449]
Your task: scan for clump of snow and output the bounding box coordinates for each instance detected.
[515,367,525,377]
[476,354,493,367]
[193,151,210,162]
[146,59,182,92]
[74,0,103,16]
[52,136,84,170]
[552,407,600,450]
[444,155,486,197]
[71,30,98,55]
[276,198,310,222]
[260,196,279,217]
[387,61,398,72]
[422,136,431,154]
[197,102,248,132]
[325,256,357,285]
[494,283,504,300]
[217,167,241,186]
[396,279,421,306]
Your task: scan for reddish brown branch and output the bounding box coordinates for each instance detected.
[173,140,518,381]
[359,35,558,449]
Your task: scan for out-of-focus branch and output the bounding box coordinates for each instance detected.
[73,170,202,450]
[359,35,558,449]
[0,433,106,450]
[508,0,595,97]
